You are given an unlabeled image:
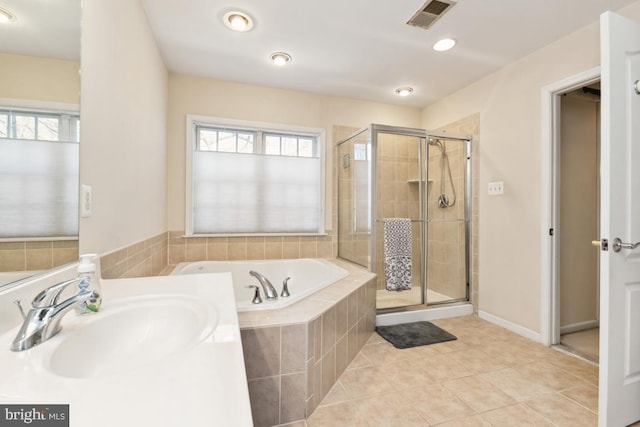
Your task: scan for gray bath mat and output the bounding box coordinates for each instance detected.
[375,321,457,349]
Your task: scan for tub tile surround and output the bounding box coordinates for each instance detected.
[239,259,376,426]
[99,232,168,279]
[168,232,338,265]
[0,239,78,272]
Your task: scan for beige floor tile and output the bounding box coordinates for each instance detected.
[353,393,429,426]
[525,393,598,427]
[307,401,368,427]
[560,328,599,361]
[377,359,438,390]
[429,339,473,353]
[480,403,554,426]
[359,341,414,365]
[446,348,509,374]
[434,414,493,426]
[514,361,588,391]
[560,383,599,413]
[545,351,599,385]
[442,375,516,412]
[347,352,373,369]
[400,383,476,425]
[310,316,603,427]
[416,353,475,382]
[368,332,386,344]
[476,340,538,366]
[277,422,307,427]
[338,365,397,399]
[319,382,350,407]
[479,368,555,401]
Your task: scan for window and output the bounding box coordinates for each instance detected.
[0,106,79,239]
[0,109,80,143]
[187,116,325,235]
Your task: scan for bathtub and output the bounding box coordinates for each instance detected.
[171,258,349,312]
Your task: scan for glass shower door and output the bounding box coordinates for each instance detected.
[374,129,426,310]
[425,135,469,304]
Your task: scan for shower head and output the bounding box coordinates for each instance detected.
[428,138,444,152]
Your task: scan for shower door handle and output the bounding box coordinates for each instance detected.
[612,238,640,253]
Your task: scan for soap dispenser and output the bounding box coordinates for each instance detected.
[76,253,102,314]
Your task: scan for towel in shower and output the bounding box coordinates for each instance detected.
[383,218,412,291]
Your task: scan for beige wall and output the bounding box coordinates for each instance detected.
[559,94,599,329]
[0,52,80,104]
[79,0,168,255]
[421,1,640,333]
[166,73,422,233]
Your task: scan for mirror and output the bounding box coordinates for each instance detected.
[0,0,81,288]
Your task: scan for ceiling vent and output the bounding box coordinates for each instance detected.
[406,0,456,30]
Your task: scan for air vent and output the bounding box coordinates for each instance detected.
[406,0,456,30]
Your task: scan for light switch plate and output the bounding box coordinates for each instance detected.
[488,181,504,196]
[81,184,92,217]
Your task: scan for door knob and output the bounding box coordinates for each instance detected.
[612,238,640,253]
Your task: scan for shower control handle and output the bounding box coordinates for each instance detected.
[245,285,263,304]
[612,238,640,253]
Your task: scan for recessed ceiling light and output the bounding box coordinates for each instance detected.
[223,11,254,32]
[395,87,414,97]
[0,7,16,24]
[433,38,456,52]
[270,52,292,66]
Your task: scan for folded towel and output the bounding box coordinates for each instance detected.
[383,218,412,291]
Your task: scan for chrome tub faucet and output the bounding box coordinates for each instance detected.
[249,270,278,300]
[11,278,94,352]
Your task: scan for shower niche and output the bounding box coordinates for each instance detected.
[337,124,472,312]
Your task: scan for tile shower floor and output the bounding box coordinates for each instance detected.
[280,315,603,427]
[376,288,452,309]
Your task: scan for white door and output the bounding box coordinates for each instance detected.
[599,11,640,427]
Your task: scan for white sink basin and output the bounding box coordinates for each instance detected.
[0,273,253,427]
[48,295,217,378]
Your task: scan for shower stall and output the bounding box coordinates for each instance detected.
[337,124,472,312]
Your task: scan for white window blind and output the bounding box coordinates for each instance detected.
[188,118,324,235]
[0,106,80,239]
[0,139,79,238]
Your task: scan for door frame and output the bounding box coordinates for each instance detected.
[540,66,600,346]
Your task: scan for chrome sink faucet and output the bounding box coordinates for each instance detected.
[10,278,93,352]
[249,270,278,300]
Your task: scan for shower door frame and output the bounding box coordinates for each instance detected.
[369,125,473,313]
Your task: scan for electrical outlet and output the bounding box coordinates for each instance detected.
[81,184,92,217]
[488,181,504,196]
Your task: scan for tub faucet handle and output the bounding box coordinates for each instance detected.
[245,285,263,304]
[281,277,291,298]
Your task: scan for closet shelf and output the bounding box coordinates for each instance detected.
[407,179,433,184]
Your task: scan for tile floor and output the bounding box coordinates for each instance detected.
[560,328,599,363]
[280,315,603,427]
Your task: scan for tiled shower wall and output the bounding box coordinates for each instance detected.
[336,125,370,268]
[374,132,422,291]
[433,114,480,312]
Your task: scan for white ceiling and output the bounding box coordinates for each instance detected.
[0,0,79,60]
[1,1,636,108]
[143,0,637,108]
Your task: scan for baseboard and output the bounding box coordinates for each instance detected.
[560,320,599,335]
[478,310,542,343]
[376,303,473,327]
